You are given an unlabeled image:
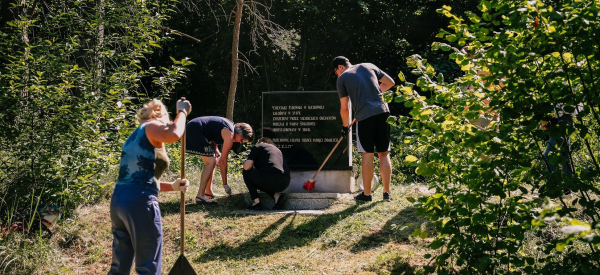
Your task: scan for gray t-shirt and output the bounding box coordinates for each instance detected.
[336,63,390,121]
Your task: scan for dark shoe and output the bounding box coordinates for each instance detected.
[354,192,372,202]
[563,189,573,195]
[273,194,286,210]
[383,192,392,202]
[247,202,262,210]
[195,196,218,205]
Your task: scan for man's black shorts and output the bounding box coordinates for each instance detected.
[356,112,390,153]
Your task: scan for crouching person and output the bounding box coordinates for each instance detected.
[243,137,290,210]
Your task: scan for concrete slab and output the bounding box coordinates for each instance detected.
[414,186,436,195]
[231,210,325,215]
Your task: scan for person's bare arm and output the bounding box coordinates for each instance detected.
[145,112,186,146]
[218,129,234,185]
[379,73,395,93]
[243,160,254,171]
[340,96,350,127]
[159,179,189,192]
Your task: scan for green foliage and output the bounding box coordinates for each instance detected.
[0,1,190,220]
[0,233,58,275]
[395,0,600,273]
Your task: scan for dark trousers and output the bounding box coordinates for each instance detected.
[108,189,162,275]
[543,136,573,175]
[542,115,574,175]
[243,168,290,200]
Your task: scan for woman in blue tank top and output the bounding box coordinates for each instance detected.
[108,98,191,275]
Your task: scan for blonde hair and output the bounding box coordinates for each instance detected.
[257,137,275,146]
[137,99,171,124]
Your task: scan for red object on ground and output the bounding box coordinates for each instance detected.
[303,180,315,191]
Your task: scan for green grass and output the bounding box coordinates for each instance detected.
[15,163,434,274]
[0,233,59,275]
[2,161,591,274]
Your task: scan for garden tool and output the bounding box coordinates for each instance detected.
[169,97,197,275]
[303,118,356,191]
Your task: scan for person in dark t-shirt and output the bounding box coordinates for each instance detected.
[243,137,290,210]
[332,56,395,202]
[186,116,253,204]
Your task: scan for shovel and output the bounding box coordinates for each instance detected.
[168,98,197,275]
[303,118,357,191]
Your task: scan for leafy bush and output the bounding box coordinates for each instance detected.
[396,0,600,273]
[388,117,429,184]
[0,1,191,222]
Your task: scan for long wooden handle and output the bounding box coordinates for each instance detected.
[311,118,357,181]
[179,97,186,256]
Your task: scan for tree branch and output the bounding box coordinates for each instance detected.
[160,26,201,43]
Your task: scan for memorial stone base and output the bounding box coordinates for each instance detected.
[243,170,356,210]
[285,170,355,193]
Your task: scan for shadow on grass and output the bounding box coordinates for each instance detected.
[159,193,248,216]
[372,260,419,275]
[350,205,428,253]
[391,262,418,275]
[193,203,378,263]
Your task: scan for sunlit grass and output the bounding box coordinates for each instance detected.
[3,159,590,274]
[24,163,434,274]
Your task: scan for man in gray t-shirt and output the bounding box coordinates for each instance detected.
[337,62,390,121]
[332,56,395,202]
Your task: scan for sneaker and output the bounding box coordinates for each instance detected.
[354,192,372,202]
[383,192,392,202]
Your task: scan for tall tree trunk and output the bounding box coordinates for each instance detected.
[20,0,29,98]
[226,0,244,120]
[19,0,32,185]
[298,39,307,90]
[95,0,105,94]
[263,55,270,91]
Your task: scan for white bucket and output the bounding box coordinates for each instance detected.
[357,173,380,192]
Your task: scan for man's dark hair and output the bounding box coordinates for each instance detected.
[234,122,254,142]
[331,56,350,71]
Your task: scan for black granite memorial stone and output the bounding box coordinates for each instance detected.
[262,91,351,170]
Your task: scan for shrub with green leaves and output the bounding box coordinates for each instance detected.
[0,1,192,222]
[396,0,600,273]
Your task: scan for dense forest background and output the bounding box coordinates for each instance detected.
[151,0,478,124]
